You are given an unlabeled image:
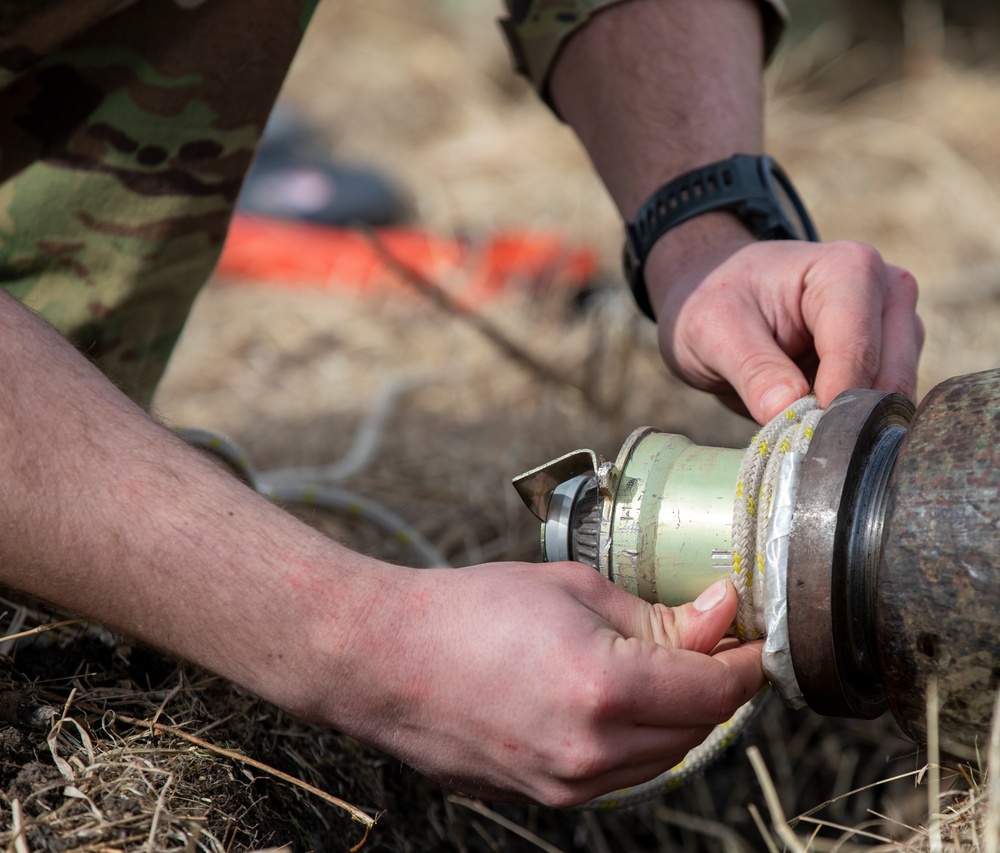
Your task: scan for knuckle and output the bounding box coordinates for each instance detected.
[648,602,681,646]
[827,240,886,279]
[892,268,920,304]
[716,679,745,723]
[570,672,618,723]
[732,348,784,394]
[548,736,608,788]
[536,784,579,810]
[707,673,747,724]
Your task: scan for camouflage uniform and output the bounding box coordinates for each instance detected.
[0,0,318,406]
[500,0,789,108]
[0,0,786,408]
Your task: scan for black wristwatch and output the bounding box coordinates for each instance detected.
[622,154,819,321]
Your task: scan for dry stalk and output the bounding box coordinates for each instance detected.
[448,796,566,853]
[46,688,378,852]
[747,745,808,853]
[10,797,29,853]
[0,619,84,646]
[789,768,924,826]
[107,711,379,850]
[987,688,1000,853]
[747,803,780,853]
[144,772,173,853]
[364,226,612,417]
[927,678,943,853]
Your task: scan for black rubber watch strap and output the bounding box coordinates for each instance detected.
[623,154,818,321]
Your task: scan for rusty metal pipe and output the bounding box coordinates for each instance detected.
[878,370,1000,755]
[513,369,1000,755]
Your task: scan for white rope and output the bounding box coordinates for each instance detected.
[580,688,768,810]
[581,399,828,809]
[732,397,824,641]
[178,427,450,569]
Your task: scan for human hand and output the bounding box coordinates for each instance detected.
[321,562,763,808]
[646,216,924,424]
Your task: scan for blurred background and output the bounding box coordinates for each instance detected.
[145,0,1000,848]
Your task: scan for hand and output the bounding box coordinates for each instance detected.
[646,216,924,424]
[0,290,759,809]
[319,562,763,808]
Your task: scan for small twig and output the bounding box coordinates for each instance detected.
[794,814,893,844]
[986,686,1000,853]
[145,772,173,853]
[866,808,922,837]
[928,678,942,853]
[11,797,29,853]
[110,711,378,850]
[790,768,924,825]
[747,803,780,853]
[448,796,566,853]
[655,805,750,853]
[746,746,807,853]
[0,619,84,647]
[365,227,611,416]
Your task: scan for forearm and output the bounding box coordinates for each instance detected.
[548,0,921,423]
[0,291,396,727]
[549,0,765,220]
[0,296,768,805]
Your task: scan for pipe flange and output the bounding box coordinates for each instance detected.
[787,389,914,718]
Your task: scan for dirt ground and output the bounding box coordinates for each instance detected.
[2,1,999,851]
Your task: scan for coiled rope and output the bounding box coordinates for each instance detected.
[175,412,449,568]
[732,397,824,640]
[585,396,824,809]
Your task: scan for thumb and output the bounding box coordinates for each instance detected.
[635,579,740,655]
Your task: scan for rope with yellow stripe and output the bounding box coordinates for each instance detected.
[731,397,824,640]
[580,686,768,809]
[583,399,826,809]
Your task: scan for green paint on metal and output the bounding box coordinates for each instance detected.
[610,432,742,607]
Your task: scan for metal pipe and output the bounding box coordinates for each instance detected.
[512,369,1000,755]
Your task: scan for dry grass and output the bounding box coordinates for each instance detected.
[3,1,1000,850]
[0,604,993,852]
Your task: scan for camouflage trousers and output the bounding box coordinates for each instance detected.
[0,0,319,407]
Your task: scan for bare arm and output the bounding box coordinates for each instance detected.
[550,0,923,422]
[0,290,762,805]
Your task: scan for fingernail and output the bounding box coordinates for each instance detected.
[760,385,797,422]
[693,579,728,612]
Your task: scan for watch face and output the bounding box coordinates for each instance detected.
[765,158,820,242]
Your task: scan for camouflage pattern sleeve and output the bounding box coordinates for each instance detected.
[500,0,789,108]
[0,0,320,407]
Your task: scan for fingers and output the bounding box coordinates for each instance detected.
[804,245,921,409]
[717,317,811,424]
[645,579,739,654]
[550,727,715,806]
[625,642,765,727]
[872,265,922,398]
[596,574,739,656]
[656,238,922,422]
[604,590,765,728]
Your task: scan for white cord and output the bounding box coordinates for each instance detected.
[582,400,826,809]
[178,427,450,569]
[732,398,824,640]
